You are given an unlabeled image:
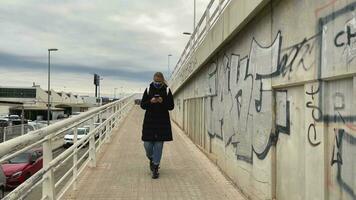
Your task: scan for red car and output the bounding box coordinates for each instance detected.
[1,149,43,188]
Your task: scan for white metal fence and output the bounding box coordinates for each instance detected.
[0,94,138,200]
[0,124,39,143]
[169,0,231,90]
[0,127,3,143]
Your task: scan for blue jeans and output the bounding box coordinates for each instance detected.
[143,141,164,165]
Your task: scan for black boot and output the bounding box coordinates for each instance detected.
[149,158,154,172]
[152,164,159,179]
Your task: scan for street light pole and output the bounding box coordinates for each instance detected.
[98,77,103,105]
[182,0,197,36]
[47,48,58,126]
[194,0,196,31]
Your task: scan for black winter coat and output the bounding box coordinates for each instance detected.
[140,83,174,141]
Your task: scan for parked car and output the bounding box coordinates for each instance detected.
[82,125,99,139]
[27,122,47,131]
[0,119,9,127]
[63,127,89,147]
[94,123,108,139]
[5,115,24,125]
[57,114,68,119]
[1,149,43,188]
[0,166,5,199]
[83,126,90,134]
[8,115,20,120]
[0,115,28,126]
[69,112,83,118]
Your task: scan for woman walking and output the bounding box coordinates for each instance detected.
[140,72,174,179]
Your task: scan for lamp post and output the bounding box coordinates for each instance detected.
[168,54,172,76]
[194,0,196,31]
[47,48,58,125]
[183,1,197,37]
[98,77,103,105]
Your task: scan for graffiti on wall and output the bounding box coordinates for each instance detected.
[321,1,356,78]
[203,3,356,198]
[330,128,356,199]
[206,31,307,163]
[322,78,356,199]
[173,1,356,199]
[320,5,356,198]
[305,84,322,147]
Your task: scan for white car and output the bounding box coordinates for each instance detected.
[8,115,20,120]
[63,127,89,147]
[69,112,83,118]
[0,166,5,199]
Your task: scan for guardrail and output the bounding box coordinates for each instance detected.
[169,0,231,91]
[0,94,138,200]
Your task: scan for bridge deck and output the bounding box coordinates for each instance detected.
[64,106,245,200]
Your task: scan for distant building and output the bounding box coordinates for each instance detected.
[0,85,97,121]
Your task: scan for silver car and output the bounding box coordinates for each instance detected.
[0,166,5,199]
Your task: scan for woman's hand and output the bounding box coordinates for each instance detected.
[157,97,163,103]
[150,97,158,104]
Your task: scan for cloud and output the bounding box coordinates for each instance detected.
[0,51,155,82]
[0,0,209,95]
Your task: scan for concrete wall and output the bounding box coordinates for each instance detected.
[82,96,97,106]
[52,110,65,120]
[0,106,9,115]
[170,0,356,199]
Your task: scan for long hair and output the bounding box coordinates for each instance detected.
[153,72,168,86]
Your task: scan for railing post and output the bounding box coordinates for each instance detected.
[120,102,124,118]
[21,124,24,136]
[101,109,107,144]
[113,104,118,128]
[98,111,103,146]
[73,126,78,191]
[42,137,55,200]
[99,111,103,124]
[3,127,6,142]
[117,108,121,125]
[105,117,111,144]
[89,117,96,167]
[120,102,123,121]
[205,9,211,31]
[188,38,193,57]
[117,103,121,126]
[192,31,197,51]
[8,124,12,138]
[218,0,223,13]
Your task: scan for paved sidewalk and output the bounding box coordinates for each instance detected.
[63,106,246,200]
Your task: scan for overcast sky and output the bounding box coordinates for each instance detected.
[0,0,207,97]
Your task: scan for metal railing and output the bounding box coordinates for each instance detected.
[1,124,39,143]
[0,127,4,142]
[170,0,231,90]
[0,94,138,200]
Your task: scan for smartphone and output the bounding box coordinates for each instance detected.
[154,94,160,98]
